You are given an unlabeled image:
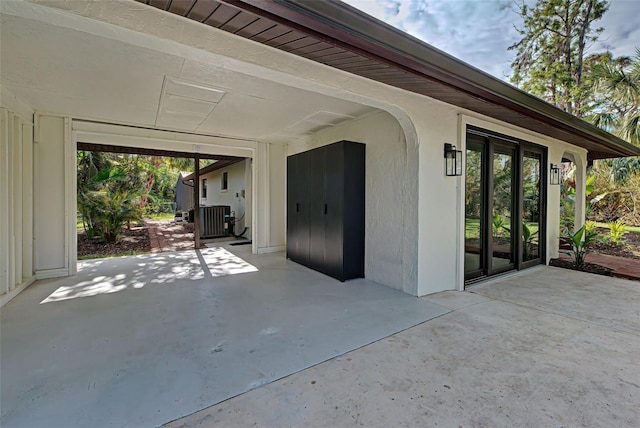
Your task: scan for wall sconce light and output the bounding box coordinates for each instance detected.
[550,164,561,185]
[444,143,462,176]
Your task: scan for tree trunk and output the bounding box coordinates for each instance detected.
[139,171,155,212]
[139,155,162,212]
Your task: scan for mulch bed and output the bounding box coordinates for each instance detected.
[590,229,640,259]
[552,229,640,277]
[78,226,151,259]
[548,258,614,276]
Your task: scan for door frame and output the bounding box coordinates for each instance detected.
[463,125,547,285]
[68,119,258,275]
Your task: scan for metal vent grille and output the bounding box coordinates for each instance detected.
[200,206,231,238]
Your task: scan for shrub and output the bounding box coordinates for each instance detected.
[522,222,539,260]
[608,220,626,246]
[567,223,600,270]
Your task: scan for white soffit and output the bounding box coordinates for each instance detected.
[1,1,379,141]
[156,76,226,131]
[285,111,355,135]
[305,111,355,125]
[164,78,226,103]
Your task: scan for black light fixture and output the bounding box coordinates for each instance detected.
[444,143,462,176]
[550,163,561,185]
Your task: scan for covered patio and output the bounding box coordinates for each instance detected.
[0,246,448,427]
[170,267,640,427]
[3,257,639,427]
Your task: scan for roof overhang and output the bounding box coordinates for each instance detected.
[139,0,639,160]
[182,158,245,181]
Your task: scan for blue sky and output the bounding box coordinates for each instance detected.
[343,0,640,81]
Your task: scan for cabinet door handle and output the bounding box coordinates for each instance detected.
[296,203,299,212]
[324,204,328,215]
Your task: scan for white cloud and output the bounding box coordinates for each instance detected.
[343,0,639,81]
[593,0,640,60]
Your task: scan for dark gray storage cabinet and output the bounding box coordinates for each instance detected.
[287,141,365,281]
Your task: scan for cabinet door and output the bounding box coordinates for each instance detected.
[287,152,310,264]
[323,142,345,279]
[342,142,366,279]
[286,155,296,259]
[308,146,326,271]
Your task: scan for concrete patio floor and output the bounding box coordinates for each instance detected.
[0,246,448,427]
[168,267,640,427]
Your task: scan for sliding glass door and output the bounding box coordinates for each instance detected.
[464,139,485,277]
[522,151,543,267]
[491,144,516,274]
[464,128,546,284]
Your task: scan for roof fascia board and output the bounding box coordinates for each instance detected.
[226,0,639,157]
[183,158,244,181]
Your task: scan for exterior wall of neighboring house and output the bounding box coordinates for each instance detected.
[199,160,250,235]
[0,1,597,302]
[175,172,193,212]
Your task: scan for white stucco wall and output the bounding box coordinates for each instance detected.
[3,1,598,298]
[290,111,418,295]
[200,159,248,233]
[1,88,36,305]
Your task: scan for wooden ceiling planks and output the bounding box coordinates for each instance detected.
[234,17,275,37]
[186,1,220,22]
[168,0,196,16]
[203,3,240,27]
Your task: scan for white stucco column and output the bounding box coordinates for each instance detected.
[573,155,587,231]
[254,141,286,254]
[546,149,564,262]
[33,115,69,278]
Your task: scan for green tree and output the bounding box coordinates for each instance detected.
[509,0,609,116]
[590,48,640,145]
[77,151,146,242]
[140,156,194,213]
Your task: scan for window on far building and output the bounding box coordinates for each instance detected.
[221,171,228,191]
[202,178,207,198]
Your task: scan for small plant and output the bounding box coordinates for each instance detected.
[608,220,626,246]
[522,222,539,260]
[567,223,600,270]
[493,212,509,237]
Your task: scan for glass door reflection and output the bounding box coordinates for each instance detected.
[522,152,542,263]
[464,141,485,279]
[491,146,515,273]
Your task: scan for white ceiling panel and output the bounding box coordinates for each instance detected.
[0,13,184,127]
[285,120,328,135]
[304,111,355,124]
[162,95,215,115]
[164,77,226,103]
[0,2,378,142]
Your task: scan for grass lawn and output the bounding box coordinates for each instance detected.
[594,222,640,234]
[465,217,539,240]
[146,212,175,221]
[77,212,176,231]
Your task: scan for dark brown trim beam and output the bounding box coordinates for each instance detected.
[76,142,244,162]
[194,154,201,249]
